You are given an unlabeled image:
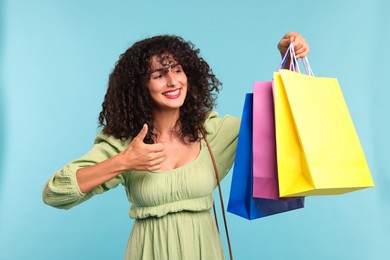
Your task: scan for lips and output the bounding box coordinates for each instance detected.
[162,88,181,99]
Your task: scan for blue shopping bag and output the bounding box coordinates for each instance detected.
[227,93,305,220]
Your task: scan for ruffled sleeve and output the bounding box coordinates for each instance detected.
[42,132,128,209]
[203,111,240,181]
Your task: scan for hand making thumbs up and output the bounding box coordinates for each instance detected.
[119,124,166,171]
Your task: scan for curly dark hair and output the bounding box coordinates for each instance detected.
[98,35,222,144]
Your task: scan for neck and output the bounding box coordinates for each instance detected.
[152,109,181,141]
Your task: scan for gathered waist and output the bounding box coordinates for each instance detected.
[129,195,214,220]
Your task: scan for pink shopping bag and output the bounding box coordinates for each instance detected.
[252,81,279,199]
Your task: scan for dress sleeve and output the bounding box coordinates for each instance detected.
[204,111,240,181]
[42,132,128,209]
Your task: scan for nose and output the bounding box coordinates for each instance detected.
[166,71,178,87]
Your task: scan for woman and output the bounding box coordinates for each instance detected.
[43,32,309,259]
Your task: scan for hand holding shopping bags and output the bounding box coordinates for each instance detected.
[228,41,374,220]
[227,40,306,220]
[274,43,375,197]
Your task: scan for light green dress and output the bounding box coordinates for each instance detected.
[42,111,240,260]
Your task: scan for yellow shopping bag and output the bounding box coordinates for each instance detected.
[274,69,374,197]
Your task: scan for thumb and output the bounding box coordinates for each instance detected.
[134,124,148,142]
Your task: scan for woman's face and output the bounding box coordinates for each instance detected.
[147,55,188,111]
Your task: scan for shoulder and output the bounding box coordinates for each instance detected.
[204,111,240,141]
[93,131,131,153]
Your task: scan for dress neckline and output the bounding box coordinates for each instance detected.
[140,139,206,175]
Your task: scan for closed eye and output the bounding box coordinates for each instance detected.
[153,74,163,79]
[150,71,166,79]
[173,65,183,74]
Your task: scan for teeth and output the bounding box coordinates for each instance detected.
[163,89,179,96]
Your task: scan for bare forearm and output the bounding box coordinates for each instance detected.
[76,125,167,193]
[76,154,126,193]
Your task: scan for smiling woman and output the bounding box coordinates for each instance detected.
[98,35,222,145]
[147,55,188,110]
[42,33,309,260]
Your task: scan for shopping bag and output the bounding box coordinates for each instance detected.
[227,93,304,219]
[273,69,375,197]
[252,81,280,199]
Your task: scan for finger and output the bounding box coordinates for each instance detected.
[279,37,292,47]
[146,158,166,171]
[149,143,165,153]
[292,37,306,50]
[147,164,162,171]
[292,35,308,52]
[285,31,299,39]
[148,150,166,161]
[149,155,166,166]
[134,124,148,142]
[278,38,292,56]
[294,43,305,53]
[279,35,296,51]
[294,44,309,58]
[296,49,309,58]
[282,32,296,42]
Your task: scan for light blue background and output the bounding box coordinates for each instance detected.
[1,0,389,259]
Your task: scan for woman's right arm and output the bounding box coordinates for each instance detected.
[43,124,165,209]
[76,124,165,193]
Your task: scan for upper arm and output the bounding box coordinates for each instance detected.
[204,112,240,180]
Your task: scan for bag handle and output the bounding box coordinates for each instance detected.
[278,42,314,76]
[278,42,299,72]
[201,129,234,260]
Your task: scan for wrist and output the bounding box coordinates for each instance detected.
[111,152,129,173]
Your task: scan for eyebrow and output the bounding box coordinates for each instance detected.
[149,63,181,74]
